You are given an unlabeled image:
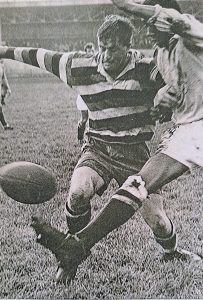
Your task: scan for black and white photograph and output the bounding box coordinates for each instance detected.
[0,0,202,299]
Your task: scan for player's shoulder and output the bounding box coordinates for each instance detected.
[129,49,145,61]
[137,56,156,74]
[139,54,154,64]
[139,57,154,69]
[130,48,154,65]
[72,50,88,58]
[71,51,97,68]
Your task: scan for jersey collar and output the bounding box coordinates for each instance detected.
[97,50,138,82]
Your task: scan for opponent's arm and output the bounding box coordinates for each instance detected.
[150,85,181,123]
[171,15,203,48]
[112,0,156,18]
[112,0,203,47]
[0,47,74,85]
[112,0,183,31]
[149,65,174,123]
[147,7,203,47]
[154,85,181,109]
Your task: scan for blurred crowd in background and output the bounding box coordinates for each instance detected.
[1,1,202,51]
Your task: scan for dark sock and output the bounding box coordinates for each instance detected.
[65,204,91,234]
[77,197,136,249]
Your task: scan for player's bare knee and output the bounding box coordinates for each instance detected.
[67,166,104,213]
[67,184,92,213]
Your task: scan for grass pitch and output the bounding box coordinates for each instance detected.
[0,76,202,299]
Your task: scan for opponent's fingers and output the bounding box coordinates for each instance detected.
[150,106,161,120]
[153,7,183,32]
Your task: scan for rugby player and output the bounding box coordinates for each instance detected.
[0,15,173,283]
[109,0,203,259]
[0,60,13,130]
[31,0,203,283]
[84,42,95,56]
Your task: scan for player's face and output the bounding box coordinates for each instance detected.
[98,36,129,75]
[86,48,94,55]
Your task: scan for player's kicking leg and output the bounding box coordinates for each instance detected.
[31,153,201,284]
[32,165,106,284]
[31,196,136,284]
[58,166,106,282]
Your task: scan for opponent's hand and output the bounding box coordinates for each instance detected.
[148,6,183,32]
[150,106,161,121]
[150,106,172,123]
[154,85,181,109]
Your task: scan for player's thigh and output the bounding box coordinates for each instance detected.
[69,166,105,199]
[138,152,188,193]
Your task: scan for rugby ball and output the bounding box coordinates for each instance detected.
[0,161,57,204]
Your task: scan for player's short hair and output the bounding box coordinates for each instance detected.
[84,42,95,52]
[143,0,181,13]
[97,15,134,47]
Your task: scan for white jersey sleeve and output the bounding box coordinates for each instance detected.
[180,14,203,48]
[76,95,88,111]
[151,6,203,48]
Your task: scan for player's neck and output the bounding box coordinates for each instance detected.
[107,56,130,79]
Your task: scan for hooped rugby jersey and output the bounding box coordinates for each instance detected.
[1,47,164,143]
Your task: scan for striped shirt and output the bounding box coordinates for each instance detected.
[1,47,163,144]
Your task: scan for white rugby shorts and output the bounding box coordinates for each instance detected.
[158,120,203,170]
